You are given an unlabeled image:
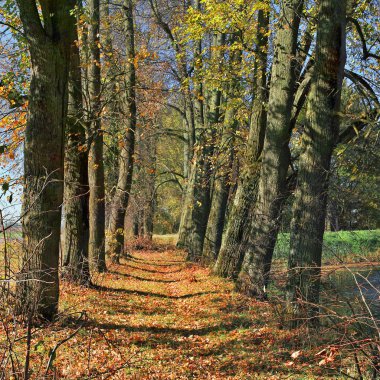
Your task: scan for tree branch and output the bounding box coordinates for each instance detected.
[347,17,380,61]
[15,0,45,42]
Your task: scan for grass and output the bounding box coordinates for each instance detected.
[152,230,380,264]
[152,234,178,246]
[274,229,380,264]
[1,248,347,379]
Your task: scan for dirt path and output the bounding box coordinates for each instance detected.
[5,249,330,379]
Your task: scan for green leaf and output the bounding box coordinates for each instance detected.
[34,340,45,353]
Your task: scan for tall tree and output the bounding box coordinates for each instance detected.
[177,0,213,260]
[237,0,304,296]
[107,0,137,263]
[63,6,91,285]
[202,39,241,265]
[286,0,347,323]
[15,0,76,319]
[88,0,107,272]
[214,8,269,277]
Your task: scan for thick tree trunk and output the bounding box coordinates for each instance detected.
[177,147,212,260]
[88,0,107,272]
[15,1,75,320]
[63,22,90,285]
[237,0,304,297]
[214,9,269,278]
[107,0,136,263]
[286,0,346,324]
[202,161,231,264]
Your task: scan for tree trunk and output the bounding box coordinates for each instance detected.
[202,158,231,265]
[237,0,304,297]
[186,29,212,260]
[185,151,212,260]
[15,0,75,320]
[107,0,136,263]
[143,137,157,241]
[202,43,240,265]
[63,19,90,285]
[286,0,346,324]
[177,154,197,249]
[88,0,107,272]
[177,0,213,260]
[214,9,269,278]
[183,117,191,180]
[177,146,212,259]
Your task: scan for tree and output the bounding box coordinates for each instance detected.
[107,0,137,263]
[286,0,347,323]
[15,0,76,319]
[63,5,91,285]
[236,0,304,297]
[214,7,269,277]
[202,42,240,265]
[88,0,107,272]
[176,0,213,261]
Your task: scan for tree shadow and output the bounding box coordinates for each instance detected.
[91,284,218,300]
[86,316,253,337]
[108,270,184,283]
[128,256,184,267]
[120,264,184,274]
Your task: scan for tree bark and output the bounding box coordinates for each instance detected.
[177,0,213,260]
[201,119,233,264]
[143,136,157,241]
[236,0,304,297]
[63,14,91,286]
[286,0,346,324]
[107,0,137,263]
[214,9,269,278]
[88,0,107,272]
[15,0,75,320]
[202,43,240,265]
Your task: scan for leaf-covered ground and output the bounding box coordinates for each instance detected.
[2,248,343,379]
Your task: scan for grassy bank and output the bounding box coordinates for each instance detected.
[274,229,380,263]
[152,230,380,264]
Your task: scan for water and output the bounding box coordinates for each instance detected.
[323,266,380,320]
